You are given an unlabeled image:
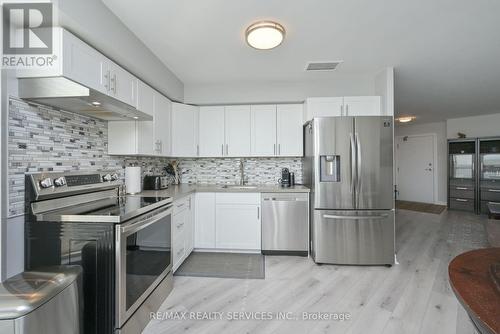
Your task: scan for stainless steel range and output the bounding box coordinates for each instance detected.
[25,171,174,334]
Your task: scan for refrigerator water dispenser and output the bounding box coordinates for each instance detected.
[320,155,340,182]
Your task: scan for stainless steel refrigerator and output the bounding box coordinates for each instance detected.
[304,116,395,265]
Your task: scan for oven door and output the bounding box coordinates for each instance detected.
[115,205,172,328]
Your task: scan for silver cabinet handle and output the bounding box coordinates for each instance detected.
[176,222,184,228]
[176,203,185,208]
[221,144,224,156]
[487,189,500,193]
[226,144,228,156]
[346,104,349,116]
[104,70,111,91]
[340,105,344,116]
[257,207,260,219]
[274,144,276,155]
[323,214,388,220]
[111,73,117,94]
[455,187,468,190]
[197,145,199,156]
[278,144,281,155]
[455,198,468,202]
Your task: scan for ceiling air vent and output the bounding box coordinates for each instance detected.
[305,61,342,71]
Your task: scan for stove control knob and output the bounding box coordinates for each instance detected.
[111,173,119,181]
[54,177,66,187]
[102,174,112,182]
[39,178,53,188]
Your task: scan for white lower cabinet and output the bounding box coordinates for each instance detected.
[172,195,194,272]
[194,192,261,252]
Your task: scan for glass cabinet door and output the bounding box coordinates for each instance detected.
[450,154,474,179]
[480,140,500,180]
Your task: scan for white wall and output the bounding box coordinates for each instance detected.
[447,113,500,139]
[184,74,375,105]
[55,0,184,101]
[395,121,448,204]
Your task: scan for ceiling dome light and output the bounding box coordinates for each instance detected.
[397,116,416,123]
[245,21,285,50]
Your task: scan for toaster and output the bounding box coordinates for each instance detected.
[143,175,168,190]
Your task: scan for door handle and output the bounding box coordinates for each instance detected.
[455,187,468,190]
[355,133,361,198]
[111,73,117,94]
[323,214,388,220]
[487,189,500,193]
[104,70,111,91]
[455,198,468,202]
[349,133,356,196]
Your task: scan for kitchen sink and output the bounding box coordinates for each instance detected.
[220,185,258,189]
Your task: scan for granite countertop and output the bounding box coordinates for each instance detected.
[138,184,310,201]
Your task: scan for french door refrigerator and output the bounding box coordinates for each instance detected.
[304,116,395,265]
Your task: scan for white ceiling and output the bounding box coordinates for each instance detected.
[102,0,500,123]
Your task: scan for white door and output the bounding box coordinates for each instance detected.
[251,105,277,156]
[185,195,195,255]
[225,105,251,157]
[108,121,137,155]
[199,106,225,157]
[171,103,199,157]
[396,135,435,203]
[194,193,216,248]
[215,204,261,250]
[277,104,303,156]
[154,93,172,156]
[343,96,381,116]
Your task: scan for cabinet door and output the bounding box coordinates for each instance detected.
[136,80,155,117]
[225,105,251,157]
[154,93,172,156]
[343,96,381,116]
[194,193,216,248]
[136,121,154,155]
[199,106,225,157]
[108,121,137,155]
[251,105,277,156]
[171,103,199,157]
[215,204,261,250]
[62,30,108,95]
[305,97,343,120]
[172,211,187,272]
[108,62,137,107]
[277,104,304,157]
[185,195,195,255]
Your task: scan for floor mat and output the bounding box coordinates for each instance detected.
[174,252,265,279]
[396,200,447,214]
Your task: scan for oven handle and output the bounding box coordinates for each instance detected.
[120,207,173,235]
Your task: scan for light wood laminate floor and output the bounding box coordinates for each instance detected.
[144,209,487,334]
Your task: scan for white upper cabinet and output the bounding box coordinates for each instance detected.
[154,92,172,156]
[199,106,225,157]
[105,62,137,108]
[251,105,277,156]
[108,121,137,155]
[304,97,344,120]
[171,103,199,157]
[61,29,108,95]
[224,105,251,157]
[343,96,381,116]
[277,104,304,157]
[136,80,155,117]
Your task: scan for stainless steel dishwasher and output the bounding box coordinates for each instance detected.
[261,193,309,256]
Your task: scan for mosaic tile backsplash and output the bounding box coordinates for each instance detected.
[8,98,303,217]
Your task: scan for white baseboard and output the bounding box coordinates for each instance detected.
[435,201,447,206]
[194,248,261,254]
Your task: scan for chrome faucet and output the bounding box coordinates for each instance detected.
[238,159,245,185]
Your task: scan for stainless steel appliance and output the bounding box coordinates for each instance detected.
[25,171,173,334]
[304,116,395,265]
[143,175,169,190]
[0,266,82,334]
[448,139,477,213]
[261,193,309,256]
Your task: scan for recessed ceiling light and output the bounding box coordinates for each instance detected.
[245,21,285,50]
[91,101,101,107]
[397,116,415,123]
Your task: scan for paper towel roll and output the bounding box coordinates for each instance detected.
[125,166,141,194]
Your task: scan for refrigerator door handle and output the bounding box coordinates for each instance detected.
[349,133,356,196]
[323,214,389,220]
[355,132,362,203]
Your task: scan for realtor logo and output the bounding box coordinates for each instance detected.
[3,3,53,54]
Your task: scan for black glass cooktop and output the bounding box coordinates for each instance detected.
[37,195,172,223]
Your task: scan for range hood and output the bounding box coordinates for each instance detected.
[18,77,153,121]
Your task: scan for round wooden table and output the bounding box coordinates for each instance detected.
[449,248,500,334]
